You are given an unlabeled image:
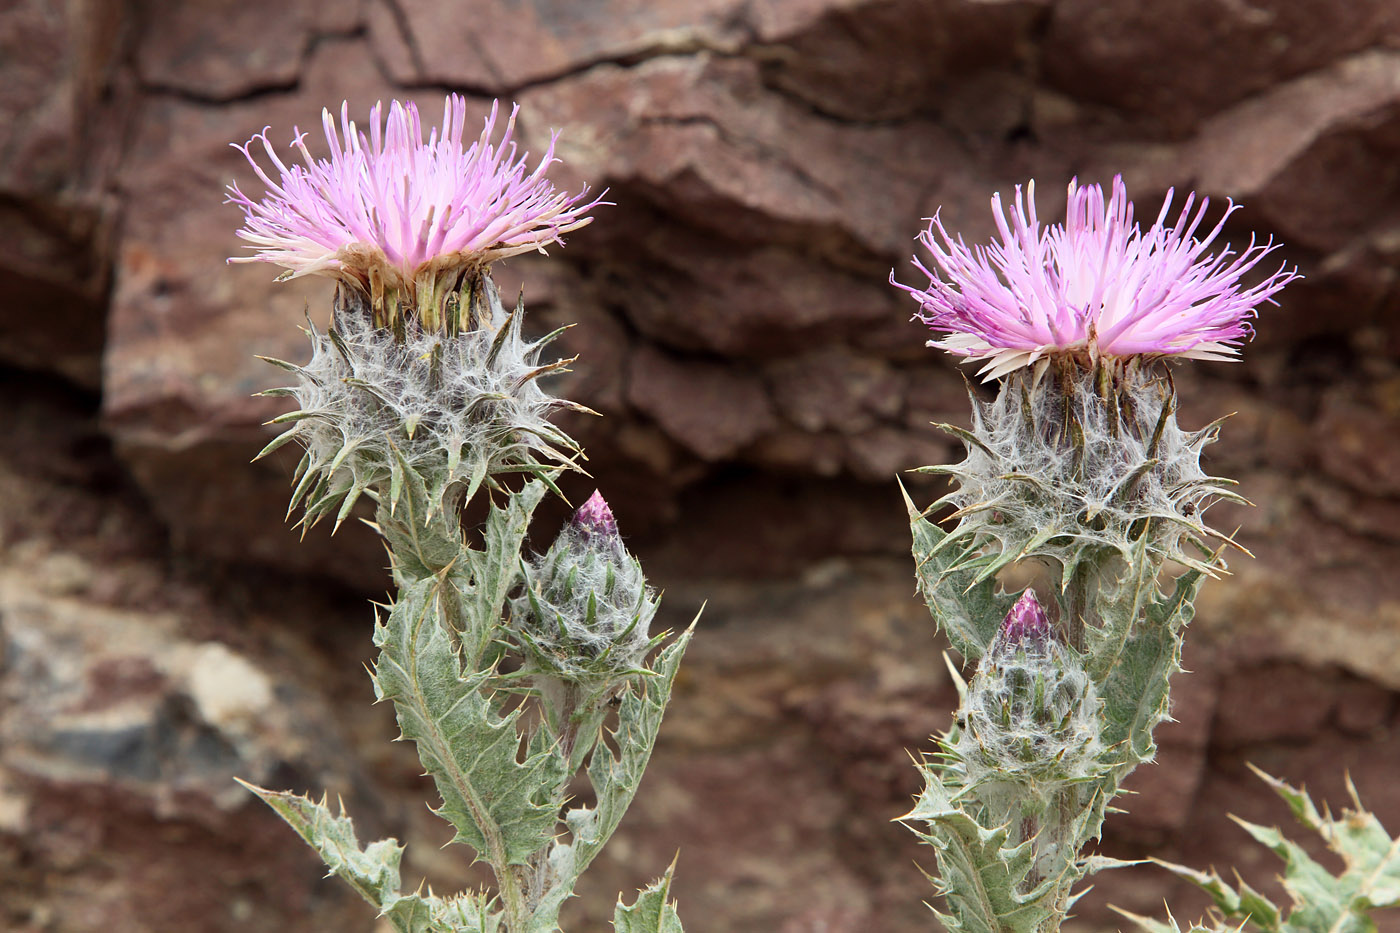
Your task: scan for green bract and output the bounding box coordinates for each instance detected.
[256,275,588,532]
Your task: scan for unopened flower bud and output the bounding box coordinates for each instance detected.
[510,490,657,693]
[956,588,1100,785]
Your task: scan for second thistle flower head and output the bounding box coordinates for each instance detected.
[228,96,603,323]
[894,176,1298,380]
[573,489,620,542]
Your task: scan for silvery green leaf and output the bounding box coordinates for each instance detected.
[1133,767,1400,933]
[458,481,546,664]
[371,571,566,868]
[1092,549,1206,771]
[579,629,692,872]
[902,766,1062,933]
[378,448,464,579]
[532,626,695,929]
[235,780,443,932]
[613,862,684,933]
[1111,906,1234,933]
[903,480,1018,662]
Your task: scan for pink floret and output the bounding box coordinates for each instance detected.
[893,176,1298,380]
[573,489,619,540]
[1000,589,1051,647]
[227,96,604,288]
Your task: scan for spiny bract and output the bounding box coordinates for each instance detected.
[510,497,659,691]
[258,275,586,529]
[920,360,1244,588]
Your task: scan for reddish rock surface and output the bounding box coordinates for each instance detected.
[4,1,1400,931]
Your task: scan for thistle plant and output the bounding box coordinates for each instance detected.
[228,96,690,933]
[893,176,1301,933]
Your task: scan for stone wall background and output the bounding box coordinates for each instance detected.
[4,1,1400,930]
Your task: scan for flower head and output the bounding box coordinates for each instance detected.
[227,96,603,294]
[573,489,619,542]
[894,176,1298,380]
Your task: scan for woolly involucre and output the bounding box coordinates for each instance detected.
[511,524,658,687]
[262,276,582,527]
[958,625,1102,786]
[924,362,1242,585]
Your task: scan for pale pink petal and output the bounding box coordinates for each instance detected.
[895,176,1299,379]
[227,96,607,286]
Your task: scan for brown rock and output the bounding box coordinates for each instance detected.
[14,2,1400,930]
[379,0,750,89]
[612,234,899,356]
[627,344,776,461]
[1307,482,1400,544]
[1044,0,1400,138]
[0,198,112,389]
[1,2,73,192]
[753,0,1048,124]
[133,0,325,100]
[519,52,954,265]
[1332,676,1394,735]
[844,425,950,484]
[1212,663,1335,747]
[0,384,398,933]
[1316,389,1400,497]
[0,0,125,388]
[748,429,848,478]
[766,348,902,434]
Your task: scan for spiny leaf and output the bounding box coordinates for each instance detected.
[572,629,691,872]
[371,571,565,869]
[903,479,1017,661]
[531,625,696,930]
[377,454,462,580]
[235,780,442,932]
[902,767,1061,933]
[1112,905,1235,933]
[456,481,546,664]
[1133,768,1400,933]
[613,860,684,933]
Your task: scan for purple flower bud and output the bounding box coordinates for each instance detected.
[573,489,618,542]
[1000,589,1051,648]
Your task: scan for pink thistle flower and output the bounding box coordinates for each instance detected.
[893,176,1298,380]
[227,96,603,292]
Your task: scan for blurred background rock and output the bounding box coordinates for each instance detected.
[3,1,1400,930]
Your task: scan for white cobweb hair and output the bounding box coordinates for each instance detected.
[921,361,1244,587]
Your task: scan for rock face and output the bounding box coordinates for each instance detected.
[5,1,1400,931]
